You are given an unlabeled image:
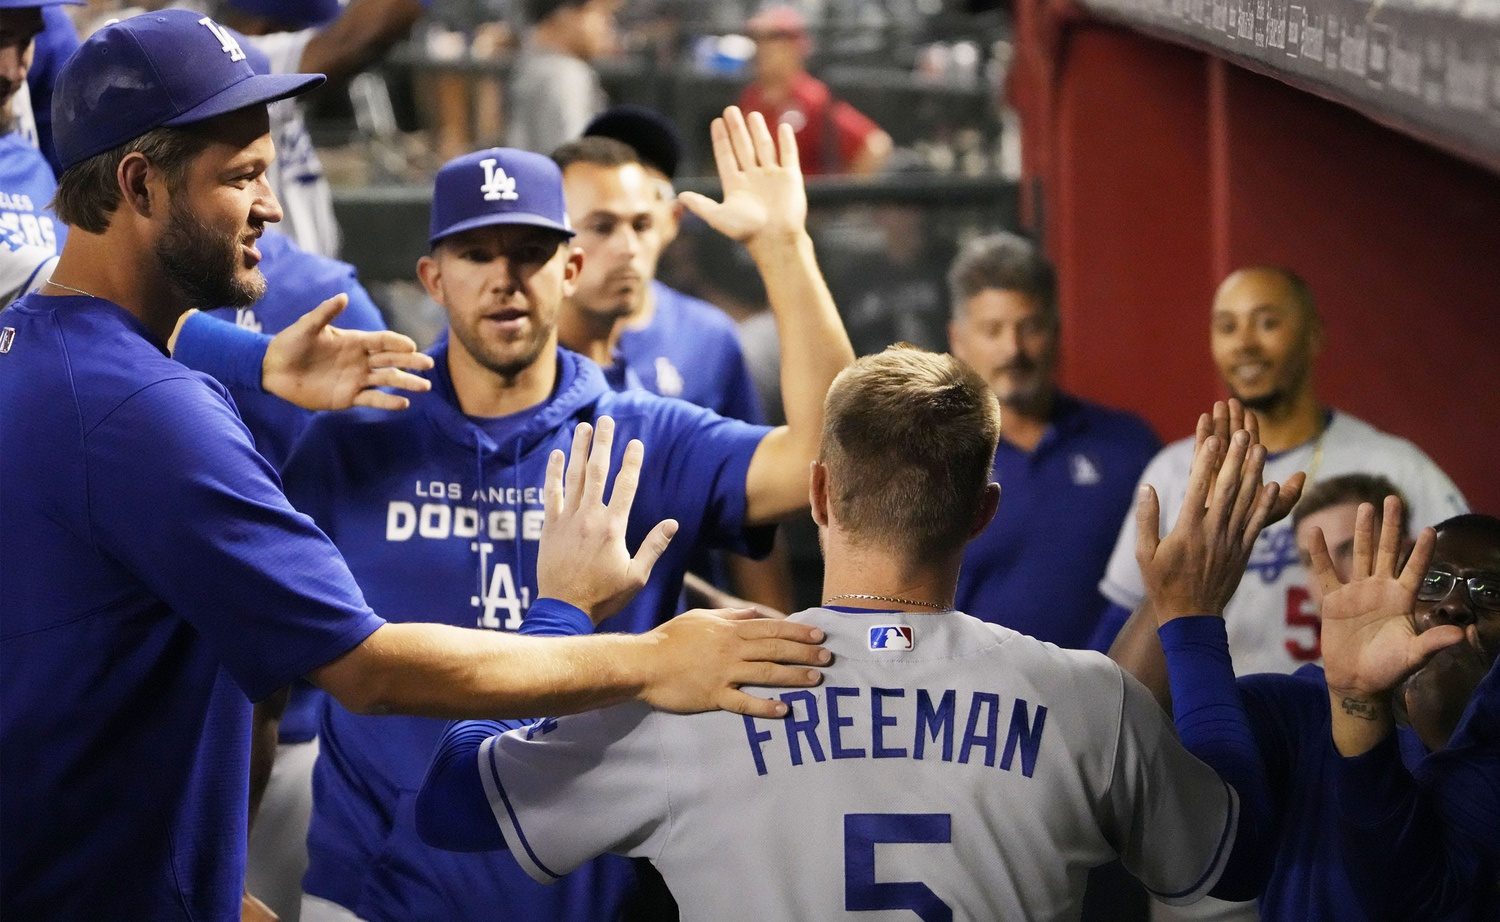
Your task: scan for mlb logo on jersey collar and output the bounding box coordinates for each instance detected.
[868,625,914,651]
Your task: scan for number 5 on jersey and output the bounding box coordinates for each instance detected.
[845,813,952,921]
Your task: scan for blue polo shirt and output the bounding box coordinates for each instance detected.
[0,293,384,920]
[956,393,1158,648]
[282,346,772,921]
[617,280,765,424]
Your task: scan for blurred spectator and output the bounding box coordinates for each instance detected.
[946,232,1160,649]
[24,5,78,173]
[220,0,427,257]
[735,4,891,176]
[504,0,617,154]
[831,155,949,355]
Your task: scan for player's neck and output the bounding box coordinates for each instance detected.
[446,336,558,418]
[820,534,962,613]
[529,23,580,59]
[48,235,185,346]
[557,302,620,368]
[1253,388,1324,453]
[623,283,656,332]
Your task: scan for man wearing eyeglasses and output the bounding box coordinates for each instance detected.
[1146,463,1499,920]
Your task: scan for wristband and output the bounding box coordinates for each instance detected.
[171,311,270,392]
[519,598,593,637]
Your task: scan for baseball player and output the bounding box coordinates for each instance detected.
[416,346,1293,921]
[0,14,826,918]
[283,106,854,922]
[1100,267,1466,675]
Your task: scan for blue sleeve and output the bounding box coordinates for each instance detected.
[85,377,383,701]
[1333,732,1487,919]
[1158,616,1275,901]
[415,599,588,850]
[172,311,270,392]
[417,720,512,851]
[1087,602,1133,653]
[634,398,774,558]
[518,598,592,638]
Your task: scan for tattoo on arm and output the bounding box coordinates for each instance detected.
[1340,696,1382,721]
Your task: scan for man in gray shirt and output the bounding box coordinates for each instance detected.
[505,0,614,154]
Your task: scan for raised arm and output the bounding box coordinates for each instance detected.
[297,0,423,86]
[1138,423,1287,900]
[1110,400,1303,707]
[679,107,855,525]
[1311,498,1483,917]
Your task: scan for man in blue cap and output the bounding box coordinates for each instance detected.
[0,12,830,919]
[281,107,856,921]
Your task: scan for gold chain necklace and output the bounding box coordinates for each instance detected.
[43,278,98,299]
[824,593,950,611]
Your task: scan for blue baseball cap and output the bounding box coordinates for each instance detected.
[584,105,683,180]
[429,148,574,246]
[52,9,325,171]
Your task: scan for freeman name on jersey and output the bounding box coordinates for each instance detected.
[742,685,1049,778]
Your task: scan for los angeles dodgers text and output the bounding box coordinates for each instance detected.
[743,686,1049,778]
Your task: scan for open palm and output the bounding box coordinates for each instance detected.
[1314,497,1464,697]
[678,106,807,245]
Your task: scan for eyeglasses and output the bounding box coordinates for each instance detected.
[1416,569,1500,612]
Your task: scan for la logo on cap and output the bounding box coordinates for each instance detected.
[480,158,520,202]
[198,17,247,62]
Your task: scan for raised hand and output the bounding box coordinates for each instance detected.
[1315,496,1465,701]
[263,294,435,411]
[640,608,828,718]
[1138,424,1292,623]
[1194,399,1304,526]
[535,418,678,623]
[677,106,807,249]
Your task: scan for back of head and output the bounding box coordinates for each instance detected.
[821,345,1000,559]
[551,135,639,172]
[946,231,1056,324]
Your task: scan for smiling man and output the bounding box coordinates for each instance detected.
[1100,267,1466,675]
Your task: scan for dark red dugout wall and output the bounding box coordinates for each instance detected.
[1009,14,1500,514]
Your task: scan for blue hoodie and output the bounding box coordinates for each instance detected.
[282,345,772,921]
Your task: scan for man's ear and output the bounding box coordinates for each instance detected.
[416,253,443,301]
[810,460,830,528]
[560,246,585,298]
[969,482,1000,539]
[117,153,155,219]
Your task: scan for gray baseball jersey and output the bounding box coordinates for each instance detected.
[479,607,1238,921]
[1101,410,1467,675]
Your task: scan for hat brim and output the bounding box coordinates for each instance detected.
[430,212,575,247]
[163,72,325,130]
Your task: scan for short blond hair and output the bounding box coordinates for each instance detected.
[820,345,1001,559]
